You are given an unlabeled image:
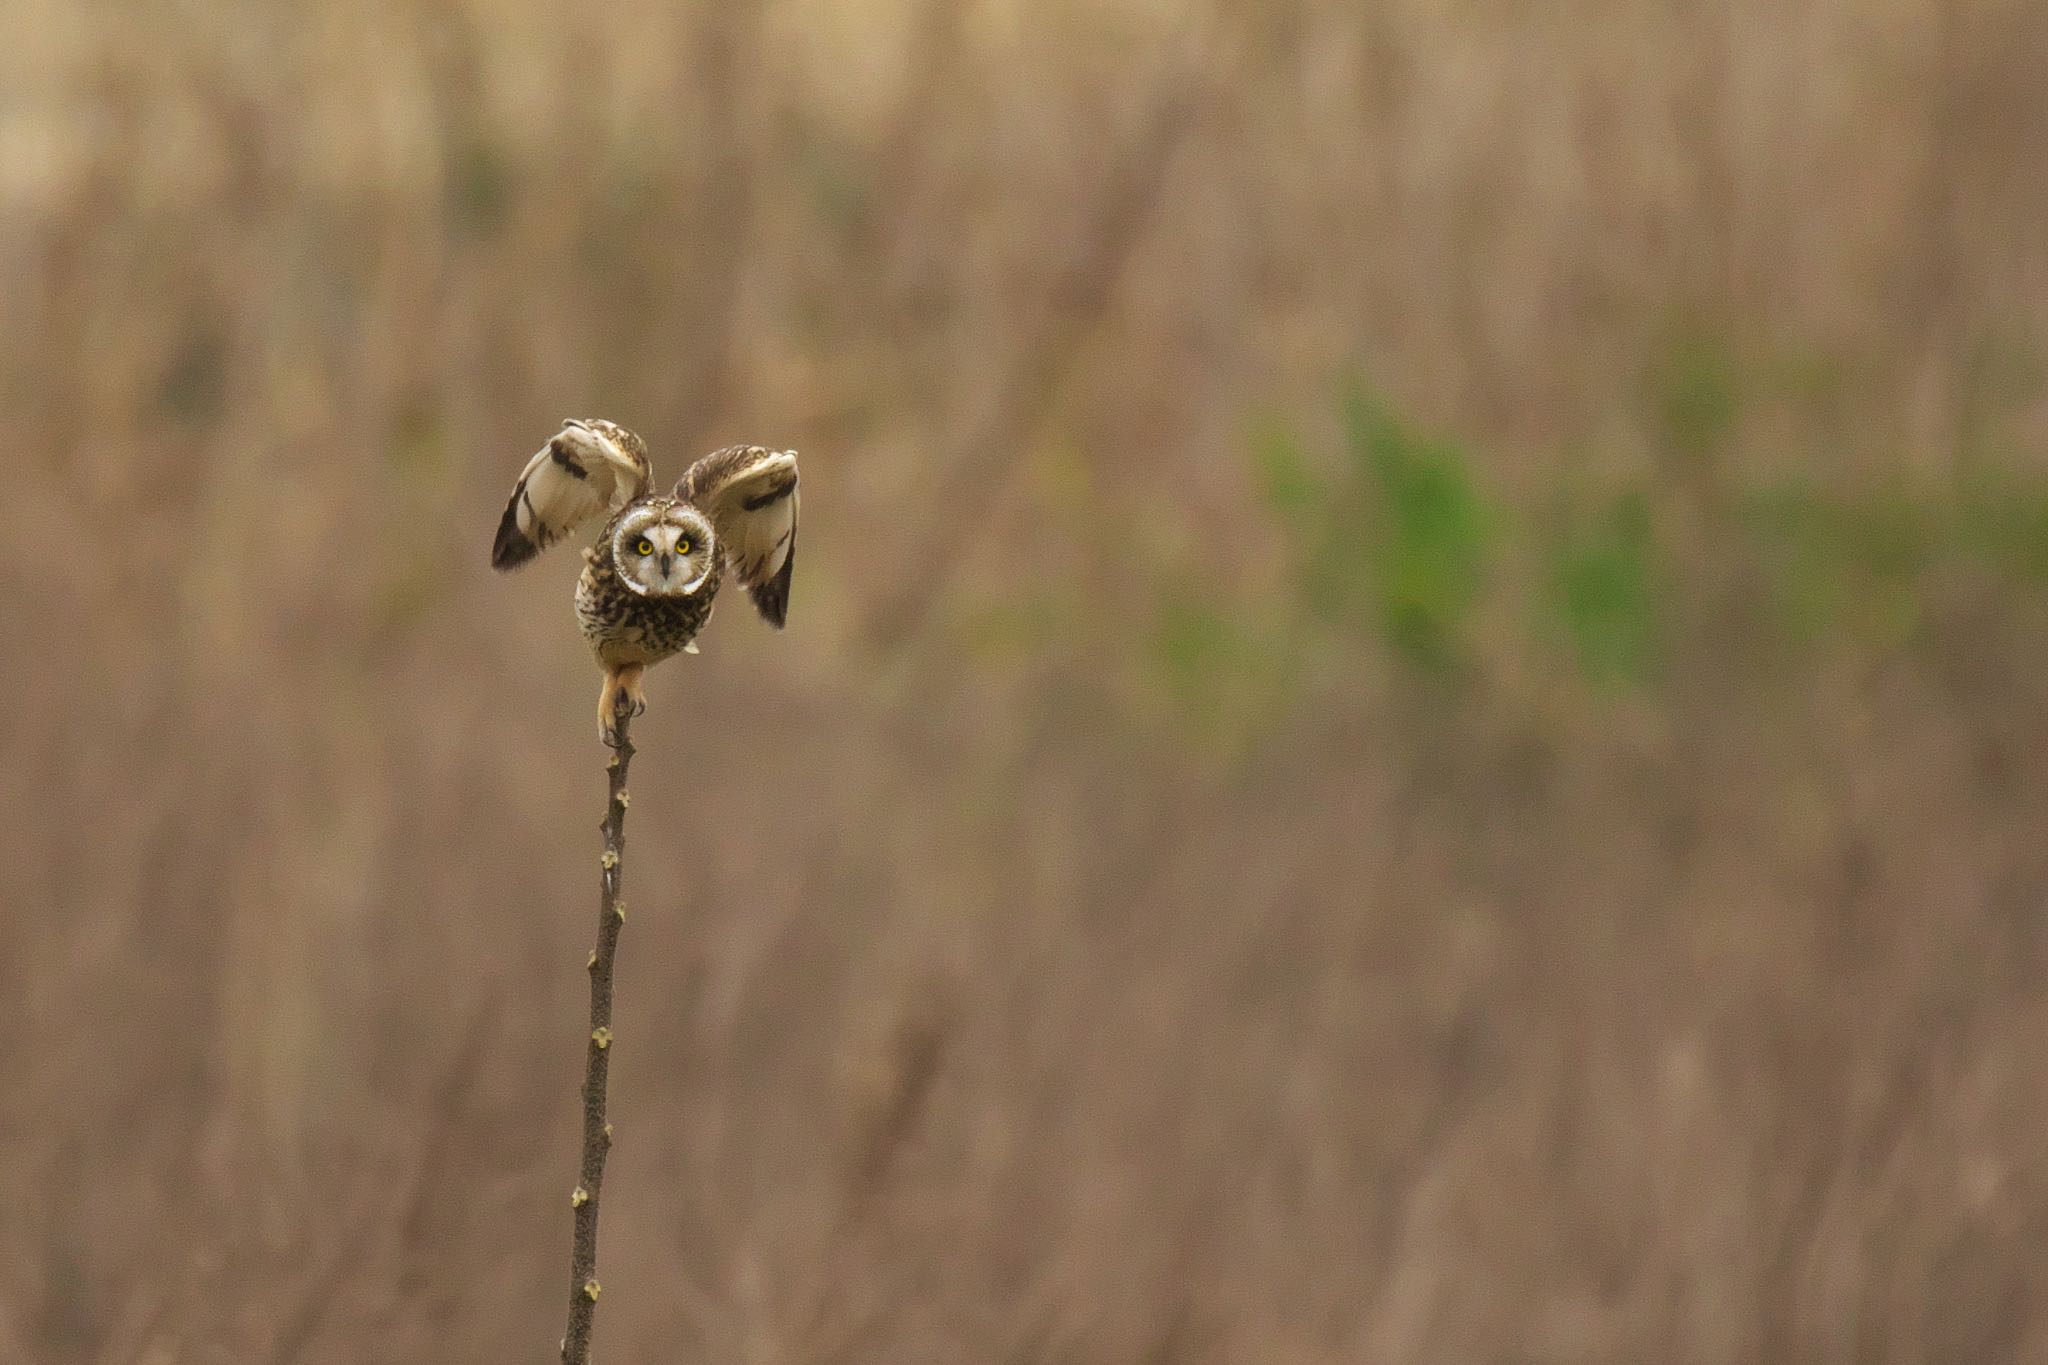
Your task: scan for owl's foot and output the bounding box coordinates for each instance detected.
[597,665,649,747]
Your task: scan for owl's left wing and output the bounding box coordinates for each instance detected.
[675,445,800,627]
[491,421,652,570]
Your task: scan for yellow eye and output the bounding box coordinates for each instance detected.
[635,539,654,556]
[676,540,691,556]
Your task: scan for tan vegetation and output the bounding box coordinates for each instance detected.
[5,1,2048,1359]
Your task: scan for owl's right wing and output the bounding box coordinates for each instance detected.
[491,421,652,570]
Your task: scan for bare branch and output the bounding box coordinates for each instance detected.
[562,711,634,1365]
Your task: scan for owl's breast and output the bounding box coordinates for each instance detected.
[576,557,718,668]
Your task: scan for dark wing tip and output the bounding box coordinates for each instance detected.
[491,496,539,570]
[751,538,794,627]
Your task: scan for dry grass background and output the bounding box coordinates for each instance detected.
[5,1,2048,1360]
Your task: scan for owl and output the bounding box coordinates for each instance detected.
[491,419,799,743]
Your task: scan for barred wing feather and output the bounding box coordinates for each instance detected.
[491,420,652,570]
[675,445,800,626]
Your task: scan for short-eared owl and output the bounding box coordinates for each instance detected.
[491,419,799,742]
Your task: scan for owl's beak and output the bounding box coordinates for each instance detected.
[659,552,673,577]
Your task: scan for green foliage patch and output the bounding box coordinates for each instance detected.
[995,338,2048,750]
[1546,490,1660,688]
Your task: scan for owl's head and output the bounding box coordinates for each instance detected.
[611,502,716,597]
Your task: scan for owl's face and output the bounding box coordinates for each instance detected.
[611,503,716,597]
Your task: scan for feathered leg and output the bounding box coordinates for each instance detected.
[597,664,648,746]
[597,670,623,746]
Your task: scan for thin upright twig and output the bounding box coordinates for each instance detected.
[562,711,633,1364]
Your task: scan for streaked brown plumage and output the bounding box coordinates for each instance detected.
[491,419,800,742]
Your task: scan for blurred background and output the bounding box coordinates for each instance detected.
[6,1,2048,1360]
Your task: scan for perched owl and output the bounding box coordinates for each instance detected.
[491,419,799,743]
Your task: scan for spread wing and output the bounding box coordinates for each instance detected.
[490,420,652,570]
[675,445,800,626]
